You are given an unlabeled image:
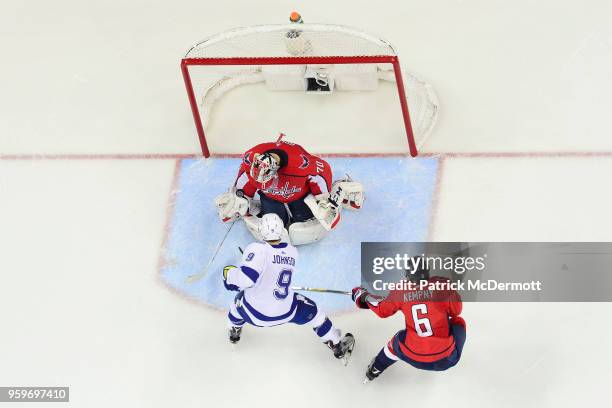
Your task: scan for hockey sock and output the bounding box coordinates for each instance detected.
[374,347,398,372]
[228,309,245,327]
[313,318,341,344]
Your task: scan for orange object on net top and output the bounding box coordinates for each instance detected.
[289,12,302,23]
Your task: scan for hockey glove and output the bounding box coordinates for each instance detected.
[223,265,240,292]
[304,194,341,231]
[328,177,365,211]
[215,189,249,223]
[351,287,370,309]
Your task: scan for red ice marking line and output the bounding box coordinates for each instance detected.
[5,151,612,160]
[157,158,182,274]
[155,158,214,308]
[154,158,235,313]
[421,151,612,159]
[208,151,612,159]
[0,153,200,160]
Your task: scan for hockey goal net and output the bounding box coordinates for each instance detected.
[181,22,439,157]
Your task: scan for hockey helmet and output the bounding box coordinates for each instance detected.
[259,213,285,242]
[250,152,281,184]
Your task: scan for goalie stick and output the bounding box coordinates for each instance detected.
[237,247,350,295]
[186,221,236,283]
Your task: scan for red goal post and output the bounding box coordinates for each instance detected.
[181,23,438,157]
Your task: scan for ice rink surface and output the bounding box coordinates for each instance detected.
[2,0,612,407]
[161,157,438,312]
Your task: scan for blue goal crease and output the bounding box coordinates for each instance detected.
[159,157,439,313]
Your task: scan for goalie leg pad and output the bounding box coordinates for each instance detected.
[243,215,263,241]
[249,196,261,217]
[288,219,329,245]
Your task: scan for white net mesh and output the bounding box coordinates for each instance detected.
[185,24,397,58]
[184,24,439,152]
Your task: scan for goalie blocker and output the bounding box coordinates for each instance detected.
[304,177,364,230]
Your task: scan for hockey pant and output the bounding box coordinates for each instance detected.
[373,323,467,373]
[227,291,341,344]
[258,192,314,226]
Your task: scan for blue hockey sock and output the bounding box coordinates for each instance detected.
[228,310,245,327]
[374,348,397,372]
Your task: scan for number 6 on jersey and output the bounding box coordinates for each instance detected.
[411,304,433,337]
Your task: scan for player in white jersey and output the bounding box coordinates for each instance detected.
[223,213,355,364]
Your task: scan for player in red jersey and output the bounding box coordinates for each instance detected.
[215,135,364,245]
[352,263,466,383]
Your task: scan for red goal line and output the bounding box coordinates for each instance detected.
[3,151,612,161]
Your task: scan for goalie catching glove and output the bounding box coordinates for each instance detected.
[215,188,249,222]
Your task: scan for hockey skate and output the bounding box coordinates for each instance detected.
[229,326,242,344]
[363,358,383,384]
[327,333,355,366]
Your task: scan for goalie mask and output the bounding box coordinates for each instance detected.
[250,152,281,185]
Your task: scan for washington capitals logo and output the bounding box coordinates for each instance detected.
[299,154,309,169]
[262,182,302,199]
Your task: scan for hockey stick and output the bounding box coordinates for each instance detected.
[290,286,351,295]
[237,247,350,295]
[186,221,236,283]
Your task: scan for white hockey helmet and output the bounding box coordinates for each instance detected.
[258,213,285,242]
[250,152,281,184]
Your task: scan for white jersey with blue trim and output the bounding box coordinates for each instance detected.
[227,241,299,323]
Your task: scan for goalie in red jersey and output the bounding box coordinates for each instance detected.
[352,261,466,383]
[215,135,364,245]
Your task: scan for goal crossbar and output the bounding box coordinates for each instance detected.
[181,55,417,158]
